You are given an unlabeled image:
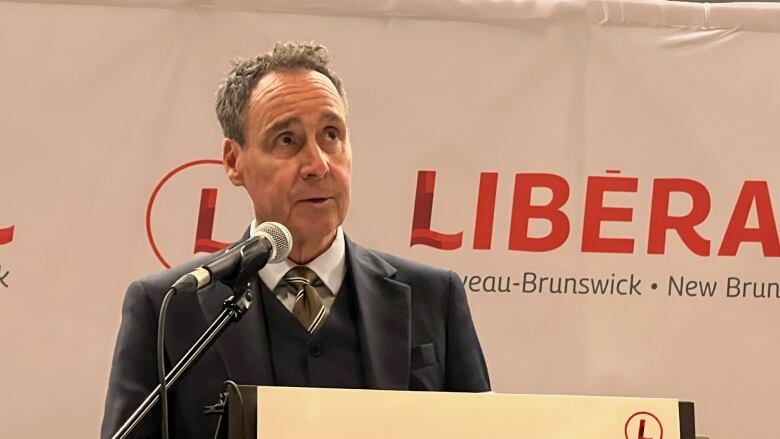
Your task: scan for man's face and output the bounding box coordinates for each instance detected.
[224,70,351,256]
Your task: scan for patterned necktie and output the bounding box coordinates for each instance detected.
[283,266,328,333]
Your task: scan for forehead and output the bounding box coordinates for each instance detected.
[247,69,345,129]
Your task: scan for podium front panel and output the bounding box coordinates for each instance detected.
[227,386,693,439]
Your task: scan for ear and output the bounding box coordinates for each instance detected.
[223,138,244,186]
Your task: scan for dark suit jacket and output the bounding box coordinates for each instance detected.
[101,235,490,439]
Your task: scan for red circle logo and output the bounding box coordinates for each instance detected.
[145,159,247,268]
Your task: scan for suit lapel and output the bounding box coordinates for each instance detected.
[196,227,274,385]
[346,237,411,390]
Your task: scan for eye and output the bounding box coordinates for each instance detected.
[272,132,299,150]
[323,127,339,142]
[269,132,300,157]
[278,133,295,145]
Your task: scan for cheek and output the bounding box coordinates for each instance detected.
[242,168,273,204]
[337,151,352,184]
[334,165,351,192]
[336,169,351,211]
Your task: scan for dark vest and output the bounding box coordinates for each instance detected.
[259,274,365,388]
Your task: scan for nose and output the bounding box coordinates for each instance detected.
[300,138,329,179]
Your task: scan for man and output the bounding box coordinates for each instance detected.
[102,42,489,439]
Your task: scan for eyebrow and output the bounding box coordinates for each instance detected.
[266,117,299,135]
[264,110,346,136]
[320,111,346,125]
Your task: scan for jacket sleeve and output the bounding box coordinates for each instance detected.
[101,281,162,439]
[444,270,491,392]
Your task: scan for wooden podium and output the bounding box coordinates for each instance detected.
[225,386,695,439]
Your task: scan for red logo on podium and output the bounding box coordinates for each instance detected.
[625,411,663,439]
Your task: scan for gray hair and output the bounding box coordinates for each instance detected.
[215,41,347,146]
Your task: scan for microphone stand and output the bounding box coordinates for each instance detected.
[111,252,265,439]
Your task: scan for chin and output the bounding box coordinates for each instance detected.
[290,220,339,243]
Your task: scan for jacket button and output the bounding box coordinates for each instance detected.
[309,344,323,357]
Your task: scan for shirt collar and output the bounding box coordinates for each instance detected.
[254,222,346,294]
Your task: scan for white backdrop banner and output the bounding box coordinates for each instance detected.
[1,0,779,437]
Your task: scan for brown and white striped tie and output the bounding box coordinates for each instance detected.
[283,266,328,333]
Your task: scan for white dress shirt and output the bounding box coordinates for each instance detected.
[252,222,347,312]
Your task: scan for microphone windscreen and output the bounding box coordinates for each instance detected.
[252,222,292,263]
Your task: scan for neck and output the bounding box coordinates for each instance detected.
[288,230,337,265]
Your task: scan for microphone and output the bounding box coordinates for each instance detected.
[170,222,292,294]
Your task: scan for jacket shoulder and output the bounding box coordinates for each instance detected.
[348,239,457,288]
[375,249,453,278]
[129,253,217,302]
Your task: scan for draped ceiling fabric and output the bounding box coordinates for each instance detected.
[1,0,778,437]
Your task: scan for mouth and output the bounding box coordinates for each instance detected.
[301,197,331,205]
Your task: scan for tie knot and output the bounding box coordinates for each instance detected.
[283,266,320,288]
